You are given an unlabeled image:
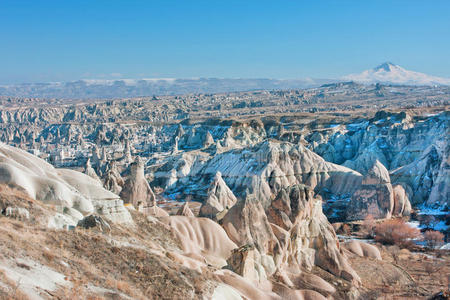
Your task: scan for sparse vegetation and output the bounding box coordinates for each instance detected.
[374,218,422,248]
[423,230,445,249]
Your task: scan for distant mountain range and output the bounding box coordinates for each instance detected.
[343,62,450,86]
[0,63,448,99]
[0,78,332,99]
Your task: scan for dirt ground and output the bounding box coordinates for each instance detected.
[0,185,216,300]
[349,244,449,299]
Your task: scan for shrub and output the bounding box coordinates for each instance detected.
[374,218,421,248]
[424,262,438,276]
[362,214,376,238]
[423,230,444,249]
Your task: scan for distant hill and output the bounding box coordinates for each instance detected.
[0,77,332,99]
[1,63,448,100]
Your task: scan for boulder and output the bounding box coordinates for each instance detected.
[92,199,133,224]
[77,215,111,232]
[226,244,259,282]
[3,206,30,220]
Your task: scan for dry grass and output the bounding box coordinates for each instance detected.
[0,269,30,300]
[423,230,445,249]
[351,244,450,298]
[0,184,215,299]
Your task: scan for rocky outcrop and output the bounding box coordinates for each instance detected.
[344,159,414,220]
[103,160,124,195]
[204,131,215,148]
[84,158,101,183]
[162,216,237,268]
[92,199,133,224]
[310,111,449,210]
[346,160,394,220]
[222,195,279,257]
[392,184,412,217]
[391,142,449,208]
[268,185,360,284]
[342,241,382,260]
[158,141,363,208]
[226,245,260,282]
[221,184,360,287]
[199,171,237,220]
[120,157,156,208]
[77,214,111,232]
[176,202,195,217]
[0,143,132,228]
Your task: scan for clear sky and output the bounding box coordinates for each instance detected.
[1,0,449,84]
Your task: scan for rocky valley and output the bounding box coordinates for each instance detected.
[0,83,448,299]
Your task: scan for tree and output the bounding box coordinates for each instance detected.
[374,218,421,248]
[423,230,444,249]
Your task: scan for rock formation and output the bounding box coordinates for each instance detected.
[176,202,195,217]
[345,159,414,220]
[84,158,101,183]
[203,131,215,148]
[162,216,237,268]
[392,184,412,217]
[0,143,132,228]
[199,171,237,219]
[342,240,382,260]
[391,142,449,208]
[120,157,156,208]
[103,160,124,195]
[159,140,363,209]
[347,160,395,220]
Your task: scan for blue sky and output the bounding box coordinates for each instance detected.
[1,0,449,83]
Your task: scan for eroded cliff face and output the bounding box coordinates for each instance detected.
[266,185,360,284]
[2,100,447,215]
[308,111,449,210]
[155,140,363,207]
[151,110,448,220]
[2,107,445,221]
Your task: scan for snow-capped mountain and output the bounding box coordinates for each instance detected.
[343,62,450,86]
